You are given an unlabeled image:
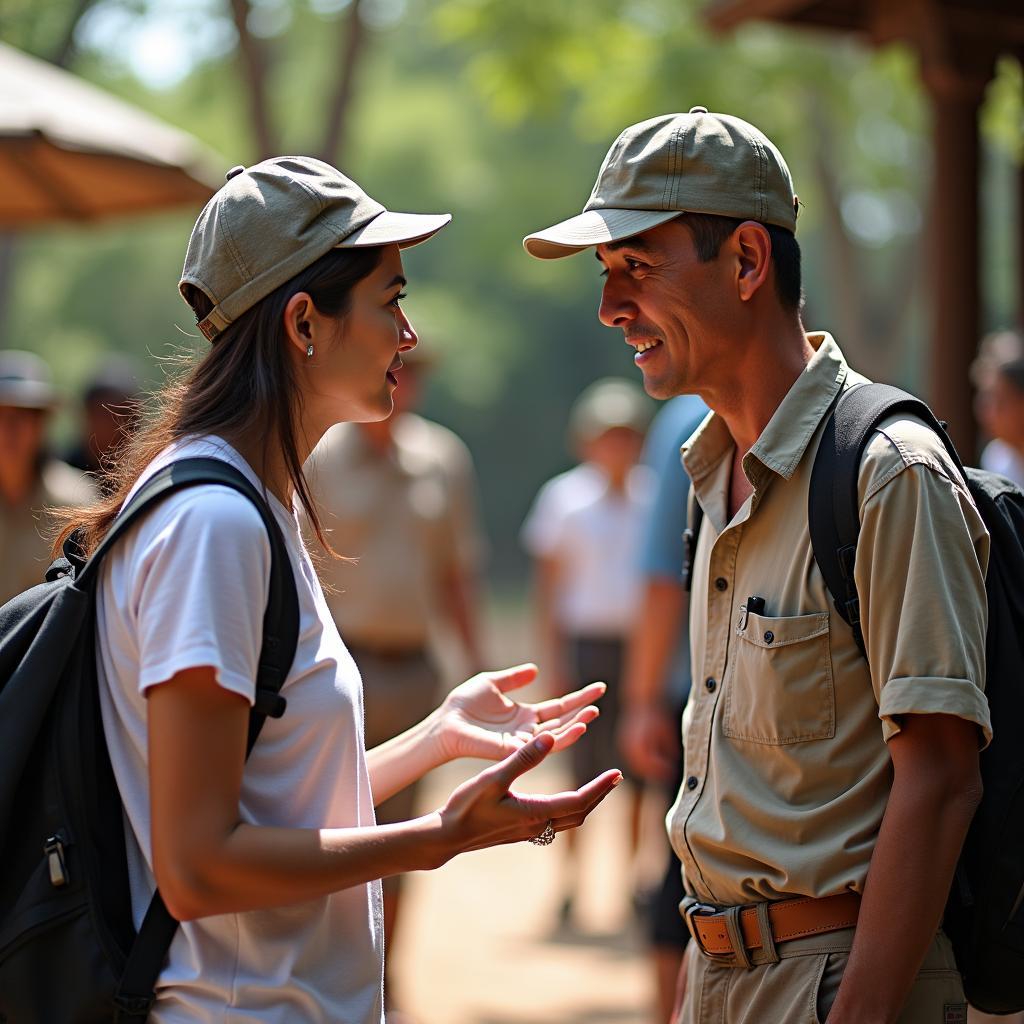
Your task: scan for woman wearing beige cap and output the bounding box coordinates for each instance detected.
[52,157,619,1023]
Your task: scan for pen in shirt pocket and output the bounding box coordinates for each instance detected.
[738,595,766,631]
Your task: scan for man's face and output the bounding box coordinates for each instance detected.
[595,219,734,400]
[976,371,1024,448]
[580,426,645,478]
[0,405,46,474]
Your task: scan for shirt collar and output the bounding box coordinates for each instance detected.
[682,332,847,485]
[748,332,847,481]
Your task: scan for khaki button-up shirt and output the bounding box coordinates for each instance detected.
[304,413,485,649]
[669,333,991,906]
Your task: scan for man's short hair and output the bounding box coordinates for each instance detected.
[680,213,803,313]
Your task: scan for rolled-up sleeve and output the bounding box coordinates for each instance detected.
[855,452,991,746]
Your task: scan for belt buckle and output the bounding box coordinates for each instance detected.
[684,901,736,961]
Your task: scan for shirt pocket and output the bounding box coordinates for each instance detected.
[722,609,835,745]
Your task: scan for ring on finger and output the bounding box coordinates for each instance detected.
[529,819,556,846]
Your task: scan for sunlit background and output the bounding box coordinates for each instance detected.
[3,0,1020,584]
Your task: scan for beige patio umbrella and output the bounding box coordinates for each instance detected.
[0,41,220,227]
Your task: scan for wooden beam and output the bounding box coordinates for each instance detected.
[704,0,815,33]
[946,9,1024,47]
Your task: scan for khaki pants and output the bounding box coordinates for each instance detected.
[680,927,966,1023]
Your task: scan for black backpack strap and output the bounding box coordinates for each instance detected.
[808,382,961,658]
[78,457,300,1022]
[682,481,704,593]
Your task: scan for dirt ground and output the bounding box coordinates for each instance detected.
[385,596,671,1024]
[389,755,664,1024]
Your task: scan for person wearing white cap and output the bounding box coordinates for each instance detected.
[0,350,96,604]
[521,376,653,929]
[52,157,621,1023]
[525,111,989,1024]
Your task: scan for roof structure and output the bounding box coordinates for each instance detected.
[701,0,1024,455]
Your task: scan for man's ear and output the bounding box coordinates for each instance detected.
[733,221,772,303]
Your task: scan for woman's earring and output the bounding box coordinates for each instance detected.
[306,344,314,359]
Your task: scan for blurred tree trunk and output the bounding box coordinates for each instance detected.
[228,0,279,159]
[228,0,371,166]
[321,0,366,166]
[50,0,98,68]
[805,92,916,382]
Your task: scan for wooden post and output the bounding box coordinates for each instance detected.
[923,70,985,456]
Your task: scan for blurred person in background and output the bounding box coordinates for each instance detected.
[521,376,653,928]
[973,328,1024,488]
[64,355,143,496]
[965,332,1024,1023]
[303,342,487,1006]
[0,349,95,604]
[618,392,707,1023]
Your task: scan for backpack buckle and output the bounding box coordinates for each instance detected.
[253,687,287,719]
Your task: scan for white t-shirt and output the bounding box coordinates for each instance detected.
[521,463,652,636]
[96,436,384,1024]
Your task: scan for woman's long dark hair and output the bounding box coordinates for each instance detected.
[52,245,383,557]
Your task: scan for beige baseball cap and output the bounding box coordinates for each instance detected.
[524,108,798,259]
[569,377,652,444]
[180,156,452,341]
[0,350,58,410]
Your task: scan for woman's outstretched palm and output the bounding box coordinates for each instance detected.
[437,663,604,763]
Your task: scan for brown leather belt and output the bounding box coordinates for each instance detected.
[684,892,861,960]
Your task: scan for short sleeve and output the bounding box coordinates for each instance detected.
[855,439,991,746]
[128,487,271,702]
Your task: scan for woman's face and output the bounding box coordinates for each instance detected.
[311,244,417,424]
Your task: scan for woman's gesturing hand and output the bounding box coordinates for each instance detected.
[436,733,622,859]
[433,663,605,764]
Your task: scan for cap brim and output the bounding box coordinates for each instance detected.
[0,384,58,410]
[523,208,681,260]
[337,210,452,250]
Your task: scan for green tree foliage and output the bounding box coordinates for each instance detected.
[1,0,1020,579]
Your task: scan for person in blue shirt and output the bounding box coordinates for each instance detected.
[619,393,708,1023]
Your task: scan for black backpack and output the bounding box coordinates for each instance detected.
[0,457,300,1023]
[683,382,1024,1014]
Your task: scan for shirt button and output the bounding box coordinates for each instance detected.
[686,776,699,791]
[705,677,717,692]
[714,577,728,592]
[764,630,775,644]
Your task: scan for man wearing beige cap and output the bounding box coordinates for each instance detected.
[0,350,95,604]
[525,110,989,1023]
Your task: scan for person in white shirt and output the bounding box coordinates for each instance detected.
[51,157,620,1024]
[521,376,652,927]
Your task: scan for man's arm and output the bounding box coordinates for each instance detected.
[619,578,687,783]
[439,564,485,674]
[826,712,981,1024]
[533,553,571,695]
[437,433,488,674]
